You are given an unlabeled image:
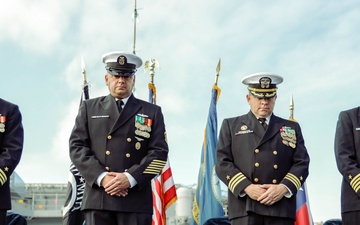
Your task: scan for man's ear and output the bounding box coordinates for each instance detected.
[105,74,109,86]
[246,94,251,103]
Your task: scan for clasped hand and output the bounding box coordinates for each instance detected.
[244,184,287,206]
[101,172,130,197]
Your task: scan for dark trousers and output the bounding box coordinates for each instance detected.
[0,211,6,225]
[6,212,27,225]
[231,212,294,225]
[342,211,360,225]
[84,210,152,225]
[62,211,84,225]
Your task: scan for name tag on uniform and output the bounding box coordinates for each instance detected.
[356,128,360,131]
[91,115,110,119]
[235,130,253,135]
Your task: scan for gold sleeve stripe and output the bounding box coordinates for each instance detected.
[350,173,360,192]
[352,179,360,193]
[0,169,7,185]
[284,173,301,190]
[143,160,166,175]
[229,173,246,193]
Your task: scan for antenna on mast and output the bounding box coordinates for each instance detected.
[133,0,138,54]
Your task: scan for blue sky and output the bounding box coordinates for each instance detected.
[2,0,360,222]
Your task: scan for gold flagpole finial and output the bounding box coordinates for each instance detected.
[144,59,160,84]
[289,94,296,122]
[214,58,221,85]
[81,56,87,85]
[144,59,159,104]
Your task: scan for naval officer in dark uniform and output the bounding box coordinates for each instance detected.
[0,98,24,225]
[215,72,310,225]
[69,51,169,225]
[334,107,360,225]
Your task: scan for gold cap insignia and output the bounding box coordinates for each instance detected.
[118,56,126,65]
[260,77,271,88]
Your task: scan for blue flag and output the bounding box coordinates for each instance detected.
[191,85,224,225]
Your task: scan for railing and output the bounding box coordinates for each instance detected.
[11,182,68,219]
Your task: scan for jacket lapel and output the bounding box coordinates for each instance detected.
[100,95,119,124]
[245,111,264,139]
[110,94,141,133]
[258,114,281,146]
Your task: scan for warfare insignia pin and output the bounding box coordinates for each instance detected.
[282,140,289,146]
[135,130,150,138]
[289,142,296,148]
[235,124,253,135]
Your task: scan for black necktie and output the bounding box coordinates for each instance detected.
[117,100,124,113]
[258,118,268,130]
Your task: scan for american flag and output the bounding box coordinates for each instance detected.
[148,82,177,225]
[152,160,177,225]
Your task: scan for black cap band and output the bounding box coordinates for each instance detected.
[105,62,137,76]
[106,62,136,71]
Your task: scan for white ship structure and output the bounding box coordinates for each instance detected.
[9,172,228,225]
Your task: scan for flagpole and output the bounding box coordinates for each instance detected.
[81,57,90,100]
[213,59,221,104]
[81,57,87,84]
[214,58,221,86]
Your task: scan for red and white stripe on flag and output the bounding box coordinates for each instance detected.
[152,159,177,225]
